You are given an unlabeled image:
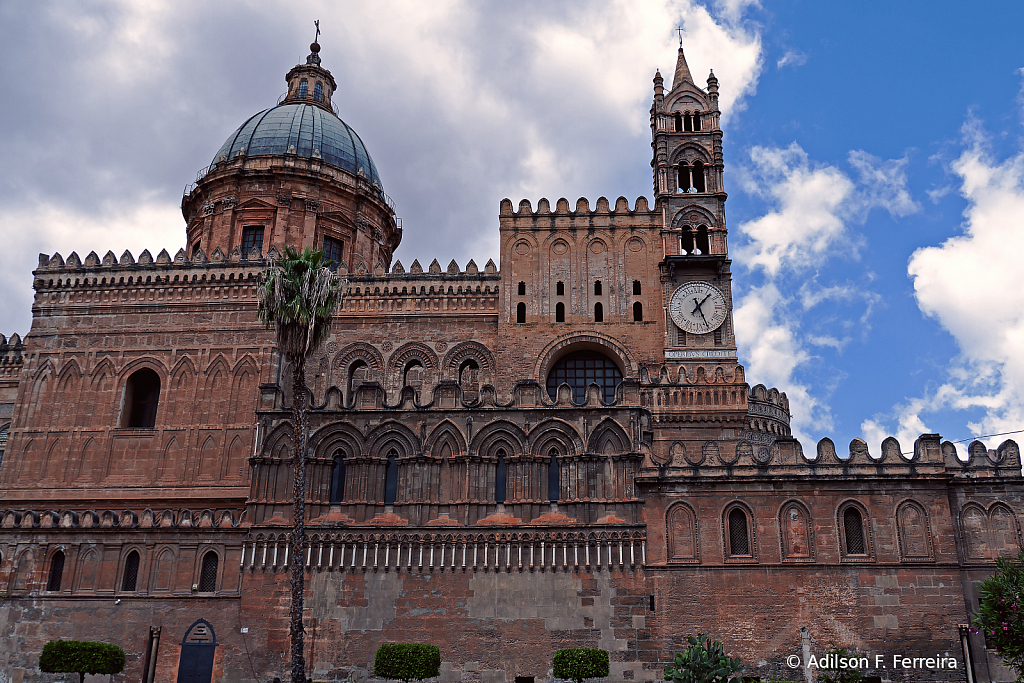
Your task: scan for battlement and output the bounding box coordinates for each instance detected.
[0,333,25,366]
[500,196,654,217]
[653,433,1023,477]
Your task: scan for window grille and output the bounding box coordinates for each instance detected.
[546,350,622,404]
[198,551,218,592]
[122,551,140,591]
[241,226,264,256]
[47,551,65,591]
[323,236,344,268]
[844,508,866,554]
[728,509,750,555]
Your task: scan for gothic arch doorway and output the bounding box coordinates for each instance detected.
[176,618,217,683]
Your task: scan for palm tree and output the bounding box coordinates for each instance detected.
[257,245,342,683]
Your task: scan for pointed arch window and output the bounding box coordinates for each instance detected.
[547,449,560,503]
[384,449,399,506]
[331,450,346,503]
[47,550,65,592]
[122,369,160,428]
[198,551,218,592]
[495,449,507,503]
[121,550,140,592]
[842,506,867,555]
[727,508,750,557]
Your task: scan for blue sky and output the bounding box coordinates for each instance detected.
[1,0,1023,455]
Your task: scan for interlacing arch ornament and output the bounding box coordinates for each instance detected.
[386,342,438,389]
[334,342,385,404]
[442,341,496,383]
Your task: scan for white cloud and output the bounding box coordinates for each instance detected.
[733,283,832,444]
[733,143,918,448]
[776,49,807,69]
[890,116,1024,446]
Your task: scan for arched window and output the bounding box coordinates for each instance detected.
[556,281,565,296]
[384,450,398,505]
[594,302,604,323]
[459,360,480,395]
[298,79,308,98]
[516,302,526,324]
[684,113,693,132]
[404,361,424,400]
[727,509,750,556]
[843,507,867,555]
[347,360,368,404]
[0,423,8,469]
[47,550,65,592]
[546,350,622,404]
[678,164,692,193]
[313,82,323,102]
[632,280,641,295]
[198,551,218,592]
[495,449,507,503]
[633,302,643,322]
[547,449,559,503]
[330,451,346,503]
[694,112,702,131]
[518,281,526,295]
[594,280,602,295]
[692,161,706,193]
[122,369,160,428]
[674,112,682,132]
[122,550,140,592]
[695,225,710,256]
[555,302,565,323]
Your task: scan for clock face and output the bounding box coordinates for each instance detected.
[669,281,728,335]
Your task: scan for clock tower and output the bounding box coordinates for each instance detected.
[646,44,776,462]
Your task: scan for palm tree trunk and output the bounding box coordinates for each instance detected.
[290,360,307,683]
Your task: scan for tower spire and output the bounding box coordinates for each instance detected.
[671,45,693,90]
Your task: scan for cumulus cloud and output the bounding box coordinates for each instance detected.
[885,116,1024,446]
[733,142,918,444]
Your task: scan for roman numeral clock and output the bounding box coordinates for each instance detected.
[669,281,727,335]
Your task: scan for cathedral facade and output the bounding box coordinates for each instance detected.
[1,42,1022,683]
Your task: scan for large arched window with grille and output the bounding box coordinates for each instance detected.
[121,550,140,592]
[841,505,868,556]
[546,350,622,404]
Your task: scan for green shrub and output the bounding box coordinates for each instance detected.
[553,648,610,683]
[374,643,441,683]
[39,640,126,683]
[663,633,743,683]
[817,647,864,683]
[972,548,1024,680]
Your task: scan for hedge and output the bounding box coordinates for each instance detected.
[39,640,126,683]
[374,643,441,682]
[553,648,610,683]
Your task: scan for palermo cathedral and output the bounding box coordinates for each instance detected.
[1,41,1022,683]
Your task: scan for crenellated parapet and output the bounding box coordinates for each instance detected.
[646,433,1022,477]
[500,195,654,219]
[0,333,25,370]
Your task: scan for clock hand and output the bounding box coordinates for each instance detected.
[691,293,711,316]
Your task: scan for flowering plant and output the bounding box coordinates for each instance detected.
[972,548,1024,680]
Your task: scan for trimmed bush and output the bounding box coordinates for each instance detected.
[39,640,126,683]
[374,643,441,683]
[663,633,743,683]
[553,648,610,683]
